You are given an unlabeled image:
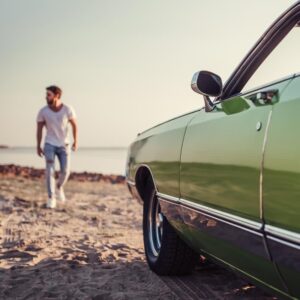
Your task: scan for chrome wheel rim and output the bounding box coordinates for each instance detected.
[148,193,163,257]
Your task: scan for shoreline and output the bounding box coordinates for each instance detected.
[0,164,125,184]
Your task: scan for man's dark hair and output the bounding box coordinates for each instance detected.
[46,85,62,98]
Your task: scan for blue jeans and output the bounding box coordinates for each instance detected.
[43,143,71,198]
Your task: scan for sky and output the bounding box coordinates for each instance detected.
[0,0,296,147]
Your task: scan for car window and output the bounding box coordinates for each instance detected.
[242,26,300,93]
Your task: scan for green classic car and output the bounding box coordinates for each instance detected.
[126,2,300,299]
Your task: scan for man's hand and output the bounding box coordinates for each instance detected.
[69,118,78,152]
[37,146,44,157]
[72,141,78,152]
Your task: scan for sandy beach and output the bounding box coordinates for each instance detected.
[0,166,274,299]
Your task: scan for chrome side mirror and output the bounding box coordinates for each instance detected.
[191,70,223,112]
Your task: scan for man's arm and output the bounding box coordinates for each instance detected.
[37,121,45,157]
[69,118,78,151]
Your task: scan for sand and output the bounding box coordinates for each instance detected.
[0,174,274,300]
[0,176,177,300]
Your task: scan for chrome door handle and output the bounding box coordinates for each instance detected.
[248,89,278,105]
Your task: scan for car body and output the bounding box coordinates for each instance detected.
[126,2,300,299]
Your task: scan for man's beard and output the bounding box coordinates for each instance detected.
[47,99,54,106]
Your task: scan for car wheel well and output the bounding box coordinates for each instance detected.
[135,166,155,202]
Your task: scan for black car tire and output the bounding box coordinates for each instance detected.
[143,181,198,275]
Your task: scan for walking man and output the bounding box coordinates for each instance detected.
[36,85,78,208]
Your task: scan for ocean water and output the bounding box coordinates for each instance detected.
[0,147,128,175]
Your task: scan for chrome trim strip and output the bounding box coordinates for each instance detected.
[180,198,262,231]
[158,192,300,249]
[184,204,263,237]
[267,235,300,250]
[265,225,300,245]
[126,179,136,186]
[158,197,180,205]
[259,109,273,220]
[156,192,262,231]
[240,74,296,96]
[156,192,180,204]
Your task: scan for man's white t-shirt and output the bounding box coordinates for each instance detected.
[37,104,76,147]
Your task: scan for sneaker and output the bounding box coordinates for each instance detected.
[57,188,66,203]
[47,197,56,209]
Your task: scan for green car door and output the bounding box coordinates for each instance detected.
[263,75,300,297]
[126,111,199,234]
[179,78,293,292]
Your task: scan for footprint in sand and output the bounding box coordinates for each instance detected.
[13,196,31,208]
[2,219,25,249]
[96,204,107,212]
[25,244,43,252]
[111,208,122,216]
[108,243,129,251]
[0,249,36,262]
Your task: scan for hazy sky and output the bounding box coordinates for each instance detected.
[0,0,295,147]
